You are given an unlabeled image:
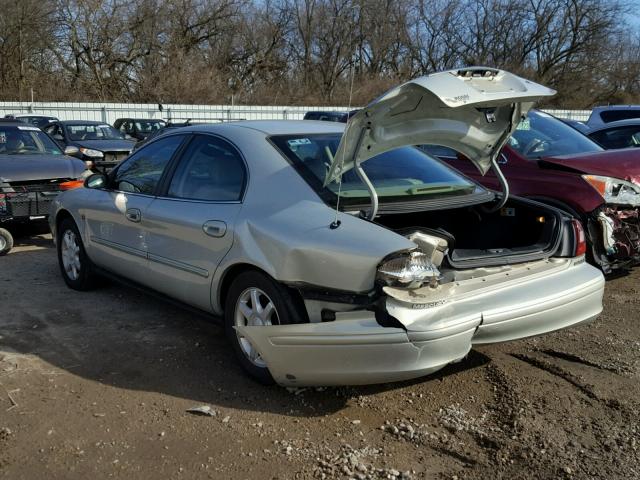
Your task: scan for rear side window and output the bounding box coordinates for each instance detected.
[589,126,640,149]
[114,135,184,194]
[167,135,245,201]
[600,110,640,123]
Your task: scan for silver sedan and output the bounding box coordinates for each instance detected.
[50,68,605,386]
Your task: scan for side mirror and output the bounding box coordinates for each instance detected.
[54,134,64,141]
[84,173,107,189]
[125,134,134,140]
[64,145,79,156]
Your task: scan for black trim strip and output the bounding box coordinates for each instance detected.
[91,236,209,278]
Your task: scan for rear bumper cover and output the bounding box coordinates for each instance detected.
[237,259,604,386]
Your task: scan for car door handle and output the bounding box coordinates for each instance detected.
[125,208,142,223]
[203,220,227,238]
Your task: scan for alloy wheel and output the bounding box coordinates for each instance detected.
[234,287,279,367]
[61,230,82,281]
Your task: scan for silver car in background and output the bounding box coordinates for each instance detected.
[50,68,605,386]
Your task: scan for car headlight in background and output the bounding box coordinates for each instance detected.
[583,175,640,206]
[79,147,104,158]
[377,250,440,289]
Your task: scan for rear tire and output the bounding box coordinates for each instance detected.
[224,270,307,385]
[56,218,97,290]
[0,228,13,255]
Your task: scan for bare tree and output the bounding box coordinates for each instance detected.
[0,0,637,107]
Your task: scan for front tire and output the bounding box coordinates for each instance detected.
[224,270,307,385]
[0,228,13,256]
[57,218,97,290]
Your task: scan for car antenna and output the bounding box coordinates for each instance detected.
[329,47,357,230]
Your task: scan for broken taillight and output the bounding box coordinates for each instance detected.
[572,219,587,257]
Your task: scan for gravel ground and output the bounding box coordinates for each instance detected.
[1,227,639,479]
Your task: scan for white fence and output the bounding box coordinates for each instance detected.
[0,101,591,124]
[0,102,352,124]
[544,109,591,121]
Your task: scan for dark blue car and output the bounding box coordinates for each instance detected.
[43,120,135,171]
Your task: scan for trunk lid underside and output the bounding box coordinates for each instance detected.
[325,67,555,185]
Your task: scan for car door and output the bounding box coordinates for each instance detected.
[83,134,187,284]
[142,134,247,312]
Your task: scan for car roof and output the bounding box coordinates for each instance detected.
[4,113,56,118]
[591,105,640,112]
[58,120,109,125]
[185,120,345,136]
[0,120,29,127]
[116,118,166,121]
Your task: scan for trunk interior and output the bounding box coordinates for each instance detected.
[376,198,561,268]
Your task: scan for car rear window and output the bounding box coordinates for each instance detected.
[270,133,481,206]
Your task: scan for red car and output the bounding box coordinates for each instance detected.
[430,110,640,273]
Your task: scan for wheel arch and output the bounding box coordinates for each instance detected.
[54,209,75,238]
[216,262,307,322]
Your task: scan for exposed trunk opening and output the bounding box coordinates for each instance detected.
[376,198,563,268]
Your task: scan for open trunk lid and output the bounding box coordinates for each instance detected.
[325,67,555,185]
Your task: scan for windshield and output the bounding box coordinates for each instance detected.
[271,134,482,205]
[0,126,62,155]
[66,124,126,141]
[509,110,602,158]
[135,120,166,133]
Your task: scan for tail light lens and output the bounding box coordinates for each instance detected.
[377,251,440,289]
[59,180,85,191]
[572,219,587,257]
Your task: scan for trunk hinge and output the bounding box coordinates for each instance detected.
[483,104,522,213]
[327,126,378,225]
[351,127,378,221]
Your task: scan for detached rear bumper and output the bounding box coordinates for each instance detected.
[238,259,604,386]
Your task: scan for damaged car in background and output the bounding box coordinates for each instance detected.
[432,110,640,273]
[50,68,604,386]
[0,119,86,255]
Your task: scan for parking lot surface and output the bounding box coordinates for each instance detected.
[1,229,639,479]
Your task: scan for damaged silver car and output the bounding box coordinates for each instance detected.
[50,68,605,386]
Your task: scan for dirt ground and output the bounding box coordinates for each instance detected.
[0,227,638,480]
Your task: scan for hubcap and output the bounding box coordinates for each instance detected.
[0,235,6,251]
[234,287,278,367]
[60,230,81,281]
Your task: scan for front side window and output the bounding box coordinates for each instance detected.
[508,110,602,158]
[589,126,640,149]
[0,126,62,155]
[168,135,245,201]
[65,123,126,141]
[113,135,184,194]
[270,134,481,206]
